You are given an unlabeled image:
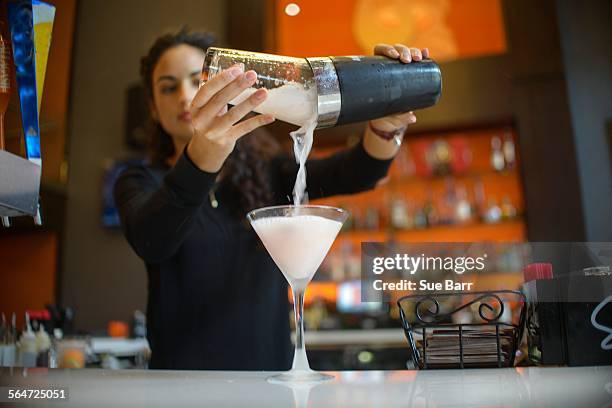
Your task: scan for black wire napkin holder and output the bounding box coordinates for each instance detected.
[397,290,527,369]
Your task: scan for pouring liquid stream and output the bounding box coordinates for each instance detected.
[228,80,318,206]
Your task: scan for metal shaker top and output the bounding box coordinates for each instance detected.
[305,57,341,128]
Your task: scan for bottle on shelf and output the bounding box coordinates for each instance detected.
[19,313,37,368]
[438,179,457,225]
[364,205,380,230]
[502,129,516,170]
[351,206,363,230]
[131,310,147,339]
[342,242,360,280]
[455,184,473,224]
[484,198,503,224]
[0,313,17,367]
[431,139,453,176]
[35,325,51,367]
[379,192,391,230]
[501,196,518,220]
[423,190,438,227]
[405,202,416,230]
[473,178,486,222]
[490,136,506,172]
[389,196,411,230]
[413,203,428,230]
[329,251,345,282]
[454,138,473,174]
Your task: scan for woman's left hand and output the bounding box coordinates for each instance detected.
[370,44,430,133]
[362,44,429,160]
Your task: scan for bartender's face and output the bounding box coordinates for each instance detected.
[151,44,204,146]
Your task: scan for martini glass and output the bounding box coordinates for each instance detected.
[248,205,348,383]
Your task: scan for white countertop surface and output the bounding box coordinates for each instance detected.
[1,366,611,407]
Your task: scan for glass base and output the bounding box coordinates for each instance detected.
[267,369,334,384]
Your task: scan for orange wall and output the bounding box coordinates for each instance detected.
[0,232,57,329]
[273,0,506,60]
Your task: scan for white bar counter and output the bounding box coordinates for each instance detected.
[1,366,611,407]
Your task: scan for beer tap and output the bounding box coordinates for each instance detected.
[0,28,10,228]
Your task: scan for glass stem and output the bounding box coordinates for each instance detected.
[291,287,310,372]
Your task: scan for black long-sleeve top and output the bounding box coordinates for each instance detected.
[113,139,393,370]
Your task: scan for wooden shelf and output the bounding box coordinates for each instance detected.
[336,230,388,242]
[392,219,526,242]
[386,167,520,187]
[336,219,526,244]
[315,171,525,215]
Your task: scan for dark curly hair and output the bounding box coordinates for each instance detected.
[140,27,281,215]
[140,27,215,165]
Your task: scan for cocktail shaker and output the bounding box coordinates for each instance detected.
[202,48,442,129]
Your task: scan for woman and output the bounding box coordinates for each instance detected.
[114,28,429,370]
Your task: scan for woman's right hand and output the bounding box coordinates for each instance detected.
[186,65,275,173]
